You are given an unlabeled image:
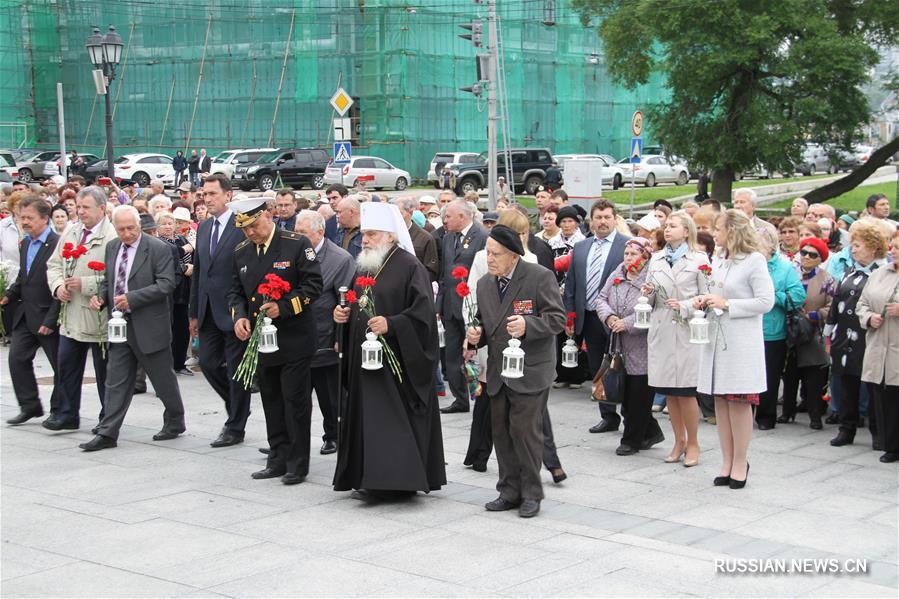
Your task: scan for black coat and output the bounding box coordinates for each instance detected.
[436,224,487,320]
[172,154,188,172]
[4,229,60,332]
[527,233,554,271]
[828,267,876,377]
[188,155,200,174]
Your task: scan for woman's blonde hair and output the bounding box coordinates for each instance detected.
[692,207,717,229]
[717,209,764,258]
[849,219,890,259]
[497,208,529,235]
[666,212,698,251]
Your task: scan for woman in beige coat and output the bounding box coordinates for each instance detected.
[856,227,899,463]
[643,213,710,467]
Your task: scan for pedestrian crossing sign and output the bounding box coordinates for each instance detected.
[630,137,643,164]
[334,142,352,164]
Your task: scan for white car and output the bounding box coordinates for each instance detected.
[427,152,480,187]
[209,147,277,179]
[553,153,626,189]
[323,156,411,190]
[113,153,174,187]
[617,154,690,187]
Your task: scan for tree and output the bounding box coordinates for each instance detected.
[571,0,899,203]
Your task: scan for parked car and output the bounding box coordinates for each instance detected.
[617,154,691,187]
[836,144,879,170]
[323,156,411,191]
[15,150,72,182]
[427,152,481,188]
[0,152,19,180]
[797,143,839,176]
[233,148,330,192]
[113,153,174,187]
[451,148,554,195]
[553,153,625,189]
[11,148,36,162]
[210,148,277,179]
[52,153,100,178]
[83,159,113,184]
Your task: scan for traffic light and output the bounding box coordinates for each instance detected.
[459,21,483,47]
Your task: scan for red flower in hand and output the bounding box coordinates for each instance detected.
[612,277,623,286]
[63,242,74,252]
[455,282,471,298]
[356,275,376,289]
[87,261,105,272]
[566,311,576,329]
[345,290,357,304]
[451,266,469,280]
[698,264,712,275]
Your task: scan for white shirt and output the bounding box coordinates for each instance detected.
[114,234,142,295]
[210,209,232,252]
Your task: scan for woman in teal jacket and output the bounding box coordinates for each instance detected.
[758,249,806,429]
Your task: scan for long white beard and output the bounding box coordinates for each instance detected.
[356,244,391,274]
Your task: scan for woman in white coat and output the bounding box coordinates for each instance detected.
[643,213,710,467]
[692,210,774,490]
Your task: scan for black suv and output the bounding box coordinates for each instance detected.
[452,148,553,195]
[233,148,330,191]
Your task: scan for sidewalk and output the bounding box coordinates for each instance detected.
[1,349,896,597]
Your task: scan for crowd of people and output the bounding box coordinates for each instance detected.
[1,170,897,519]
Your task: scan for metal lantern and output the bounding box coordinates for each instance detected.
[501,338,525,379]
[689,310,710,344]
[634,296,652,329]
[107,310,127,343]
[561,338,579,368]
[258,317,279,354]
[437,317,446,348]
[361,331,383,370]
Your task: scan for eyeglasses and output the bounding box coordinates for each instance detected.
[799,249,820,259]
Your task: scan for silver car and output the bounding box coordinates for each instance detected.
[323,156,411,190]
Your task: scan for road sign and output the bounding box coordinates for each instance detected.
[630,137,643,164]
[330,88,354,116]
[632,110,644,137]
[334,141,352,164]
[333,118,351,142]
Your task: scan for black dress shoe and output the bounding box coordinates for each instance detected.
[640,431,665,450]
[258,447,271,455]
[174,368,194,376]
[519,499,540,518]
[589,419,619,434]
[471,462,487,472]
[210,432,244,448]
[757,422,775,431]
[440,402,469,414]
[281,473,305,485]
[320,440,337,455]
[879,452,899,463]
[550,468,567,483]
[251,466,286,479]
[824,414,839,425]
[79,435,117,452]
[713,475,731,487]
[776,414,796,424]
[485,497,520,511]
[830,431,855,446]
[809,420,823,430]
[42,417,79,431]
[152,430,181,441]
[616,444,639,456]
[6,410,44,425]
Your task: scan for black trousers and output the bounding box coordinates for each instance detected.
[171,303,190,370]
[782,351,828,423]
[492,386,547,502]
[8,320,60,415]
[54,335,107,425]
[697,393,715,418]
[582,311,621,425]
[870,383,899,454]
[621,374,663,449]
[837,373,878,439]
[442,313,470,408]
[309,363,339,442]
[259,355,313,477]
[757,340,787,427]
[198,318,251,436]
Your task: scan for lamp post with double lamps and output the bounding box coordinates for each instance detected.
[85,25,123,179]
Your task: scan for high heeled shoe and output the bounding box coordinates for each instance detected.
[729,463,749,489]
[683,448,700,467]
[713,475,731,487]
[664,448,685,463]
[776,414,795,424]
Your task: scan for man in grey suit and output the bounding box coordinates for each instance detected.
[295,209,354,455]
[80,206,186,451]
[467,225,566,518]
[564,199,629,434]
[438,199,488,413]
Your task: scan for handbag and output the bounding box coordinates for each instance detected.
[785,295,816,348]
[592,333,626,404]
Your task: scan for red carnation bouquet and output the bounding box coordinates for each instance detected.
[698,264,712,281]
[59,242,88,326]
[87,261,107,357]
[452,266,480,328]
[349,275,403,381]
[234,273,292,389]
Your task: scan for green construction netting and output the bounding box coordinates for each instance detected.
[0,0,668,179]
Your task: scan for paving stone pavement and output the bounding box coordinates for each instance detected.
[1,349,896,597]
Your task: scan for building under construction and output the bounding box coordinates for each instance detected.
[0,0,667,179]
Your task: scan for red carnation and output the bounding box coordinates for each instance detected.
[451,266,469,280]
[87,261,105,272]
[61,248,71,259]
[698,264,712,275]
[345,290,357,304]
[455,282,471,298]
[63,242,74,252]
[612,277,623,286]
[73,245,88,258]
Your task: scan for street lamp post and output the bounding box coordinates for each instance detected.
[85,25,123,179]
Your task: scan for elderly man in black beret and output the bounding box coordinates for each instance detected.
[466,225,566,518]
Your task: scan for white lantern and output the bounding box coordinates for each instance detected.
[633,296,652,329]
[561,338,579,368]
[501,338,525,379]
[689,311,710,344]
[107,310,127,343]
[361,331,383,370]
[258,317,279,354]
[437,317,446,348]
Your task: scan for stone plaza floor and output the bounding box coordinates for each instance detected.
[1,349,897,598]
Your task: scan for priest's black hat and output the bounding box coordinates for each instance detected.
[489,224,525,256]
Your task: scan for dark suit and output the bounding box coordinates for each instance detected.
[474,260,566,502]
[228,229,323,477]
[324,214,339,243]
[408,222,439,282]
[563,232,628,426]
[190,212,252,436]
[97,234,185,440]
[438,222,488,408]
[335,226,362,259]
[273,214,297,231]
[5,229,61,415]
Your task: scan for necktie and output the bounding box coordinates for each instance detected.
[79,227,91,245]
[257,243,265,256]
[210,219,220,256]
[454,232,462,252]
[497,275,510,299]
[115,244,130,299]
[585,239,607,309]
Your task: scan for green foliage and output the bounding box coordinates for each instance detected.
[767,181,896,212]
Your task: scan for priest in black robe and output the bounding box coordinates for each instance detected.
[332,202,446,498]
